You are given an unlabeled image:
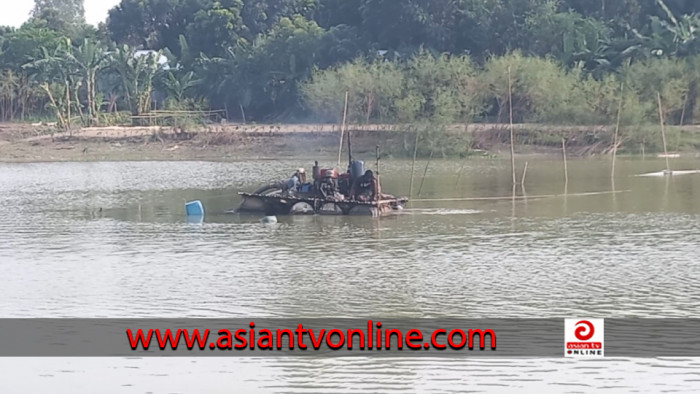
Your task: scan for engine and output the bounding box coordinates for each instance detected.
[317,168,339,199]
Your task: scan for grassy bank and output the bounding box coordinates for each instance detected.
[1,122,700,163]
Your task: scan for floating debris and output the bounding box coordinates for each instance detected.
[261,216,278,224]
[637,170,700,177]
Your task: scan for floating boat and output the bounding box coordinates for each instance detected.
[237,160,408,217]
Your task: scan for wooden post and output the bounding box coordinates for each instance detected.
[611,83,624,180]
[508,66,517,185]
[657,92,671,173]
[562,137,569,189]
[409,128,420,198]
[337,91,349,166]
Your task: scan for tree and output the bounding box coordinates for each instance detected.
[32,0,86,28]
[241,0,318,37]
[186,1,246,58]
[0,22,65,71]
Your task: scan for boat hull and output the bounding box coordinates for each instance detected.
[237,193,407,217]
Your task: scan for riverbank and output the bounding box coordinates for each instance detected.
[1,122,700,162]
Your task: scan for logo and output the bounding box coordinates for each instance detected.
[565,319,604,357]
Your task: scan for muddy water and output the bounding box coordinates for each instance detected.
[1,157,699,392]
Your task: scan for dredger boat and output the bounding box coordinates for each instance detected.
[237,159,408,217]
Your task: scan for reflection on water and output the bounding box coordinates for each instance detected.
[1,157,699,392]
[1,357,699,393]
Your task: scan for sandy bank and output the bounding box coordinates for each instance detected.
[0,122,697,162]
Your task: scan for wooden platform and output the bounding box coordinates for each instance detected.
[237,192,408,217]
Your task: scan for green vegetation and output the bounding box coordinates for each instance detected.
[1,0,700,140]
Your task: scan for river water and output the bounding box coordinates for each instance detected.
[1,157,699,392]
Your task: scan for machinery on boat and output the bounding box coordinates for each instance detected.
[237,159,408,217]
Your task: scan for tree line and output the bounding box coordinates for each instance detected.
[0,0,699,127]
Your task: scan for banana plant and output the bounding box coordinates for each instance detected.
[23,40,80,130]
[158,70,199,105]
[64,39,109,126]
[109,45,162,124]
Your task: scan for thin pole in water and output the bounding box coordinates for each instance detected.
[409,128,420,198]
[376,145,380,176]
[657,92,671,173]
[376,145,381,196]
[562,137,569,189]
[417,149,433,198]
[521,161,528,189]
[611,83,624,180]
[337,91,349,166]
[508,66,517,186]
[454,160,466,192]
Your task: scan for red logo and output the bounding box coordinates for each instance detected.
[565,319,604,357]
[574,320,595,341]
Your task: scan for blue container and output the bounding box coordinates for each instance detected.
[300,183,312,193]
[185,200,205,216]
[350,160,365,180]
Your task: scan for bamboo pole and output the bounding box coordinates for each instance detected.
[454,161,466,192]
[66,81,71,136]
[409,128,420,198]
[508,66,517,185]
[521,161,528,189]
[611,83,624,180]
[417,149,433,198]
[656,92,671,173]
[511,184,516,223]
[337,91,349,166]
[562,137,569,189]
[680,93,688,126]
[376,145,381,197]
[376,145,380,176]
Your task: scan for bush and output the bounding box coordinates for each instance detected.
[622,58,691,124]
[478,51,580,123]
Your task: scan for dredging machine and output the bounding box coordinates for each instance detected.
[237,159,408,217]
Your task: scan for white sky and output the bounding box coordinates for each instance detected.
[0,0,121,28]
